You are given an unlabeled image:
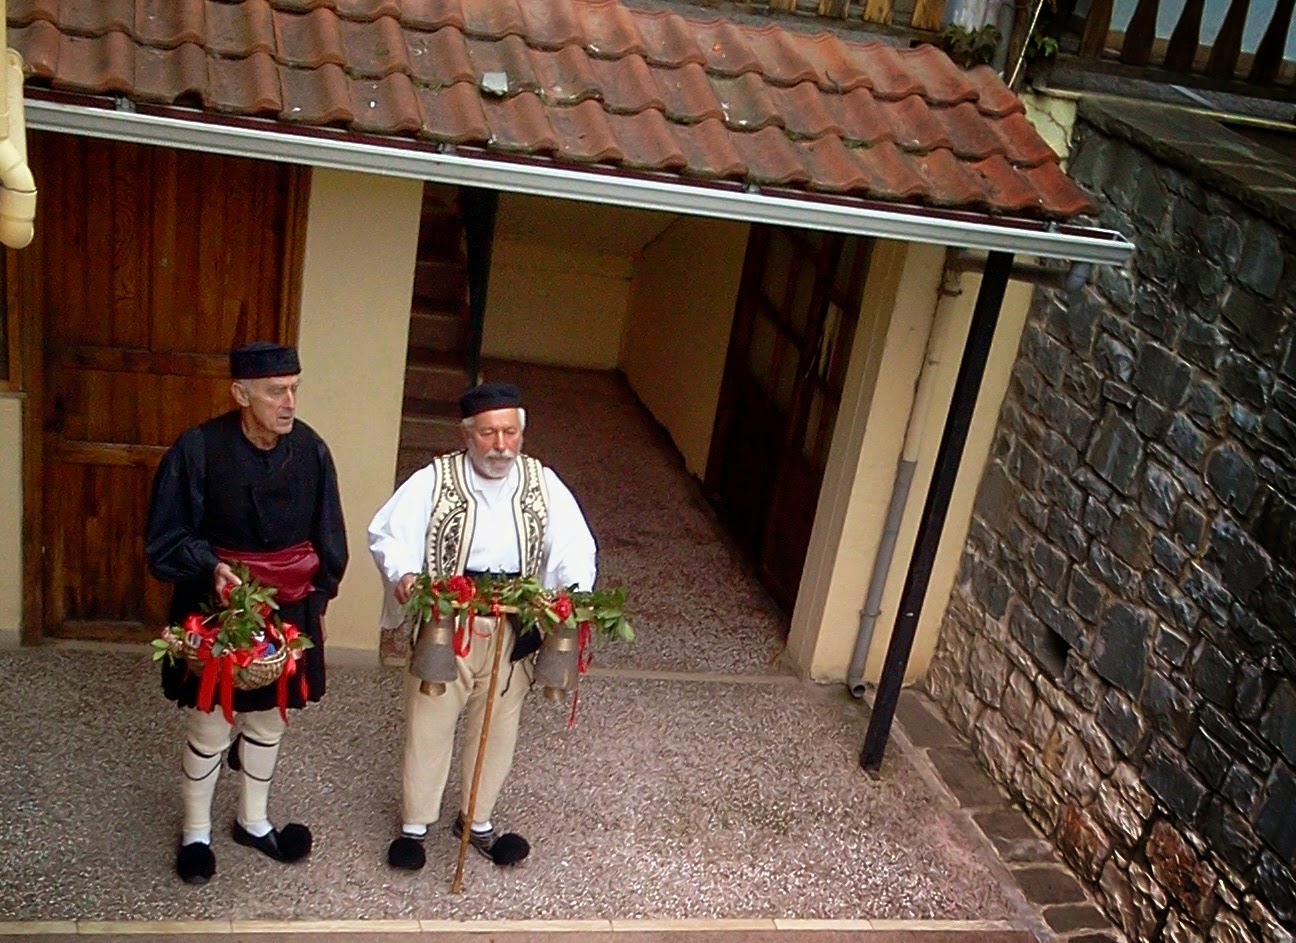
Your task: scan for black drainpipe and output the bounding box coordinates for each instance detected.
[459,186,499,386]
[860,249,1014,775]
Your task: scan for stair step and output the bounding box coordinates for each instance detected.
[408,306,468,353]
[402,394,462,420]
[413,258,467,306]
[404,361,468,402]
[399,415,463,452]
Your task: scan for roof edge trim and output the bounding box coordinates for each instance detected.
[25,97,1134,266]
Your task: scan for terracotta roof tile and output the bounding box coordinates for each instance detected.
[740,26,819,88]
[404,24,473,86]
[339,16,409,77]
[9,0,1093,220]
[517,0,584,50]
[883,95,953,153]
[531,45,601,106]
[848,141,927,200]
[337,0,405,20]
[671,117,745,179]
[481,91,560,152]
[713,73,781,132]
[415,80,489,143]
[912,148,990,206]
[394,0,463,32]
[279,61,352,123]
[350,72,421,132]
[801,135,870,193]
[824,87,891,145]
[692,19,761,78]
[857,44,925,101]
[460,0,525,40]
[604,109,687,171]
[547,98,623,162]
[274,8,345,68]
[633,9,705,68]
[206,0,276,58]
[652,61,722,124]
[207,50,281,114]
[54,32,135,95]
[577,0,644,59]
[900,43,979,106]
[135,43,206,103]
[63,0,134,35]
[586,54,662,114]
[933,101,1005,160]
[962,64,1026,117]
[730,126,809,187]
[467,34,538,92]
[8,0,61,28]
[136,0,205,47]
[989,111,1060,166]
[11,20,60,77]
[1021,163,1096,216]
[775,82,842,139]
[794,32,872,93]
[969,153,1044,213]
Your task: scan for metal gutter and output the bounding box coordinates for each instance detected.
[25,96,1135,266]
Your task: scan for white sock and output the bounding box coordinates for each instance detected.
[239,819,273,838]
[472,819,493,834]
[181,828,211,846]
[401,823,427,839]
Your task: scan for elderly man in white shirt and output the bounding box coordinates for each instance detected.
[368,381,596,872]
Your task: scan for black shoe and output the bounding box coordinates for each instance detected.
[176,841,215,885]
[387,834,426,870]
[230,822,312,863]
[453,815,530,866]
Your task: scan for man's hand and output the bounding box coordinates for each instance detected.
[394,573,419,605]
[214,561,242,601]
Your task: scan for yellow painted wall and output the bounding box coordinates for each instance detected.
[481,194,676,369]
[787,246,1035,684]
[619,216,749,476]
[0,395,20,645]
[295,168,422,659]
[787,240,944,679]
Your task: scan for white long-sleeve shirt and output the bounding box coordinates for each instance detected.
[368,456,597,628]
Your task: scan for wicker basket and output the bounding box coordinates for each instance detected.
[174,636,290,691]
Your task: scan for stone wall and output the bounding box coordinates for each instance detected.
[925,99,1296,943]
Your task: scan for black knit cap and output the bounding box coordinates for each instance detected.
[230,342,301,379]
[459,381,521,418]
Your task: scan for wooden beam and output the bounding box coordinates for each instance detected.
[1079,0,1115,57]
[862,0,893,25]
[1119,0,1161,64]
[1164,0,1205,71]
[912,0,947,31]
[1206,0,1248,77]
[1248,0,1295,84]
[818,0,852,15]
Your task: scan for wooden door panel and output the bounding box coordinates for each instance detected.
[25,130,305,640]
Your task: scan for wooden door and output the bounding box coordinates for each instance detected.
[23,131,306,641]
[705,225,872,613]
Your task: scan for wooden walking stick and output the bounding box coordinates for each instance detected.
[451,612,508,894]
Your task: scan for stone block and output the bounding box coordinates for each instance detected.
[1030,539,1068,594]
[1068,567,1106,624]
[1237,219,1284,298]
[1201,796,1262,878]
[1255,491,1296,570]
[1192,644,1236,708]
[928,746,1007,810]
[1222,765,1262,817]
[1208,906,1259,943]
[1168,413,1208,466]
[1094,602,1153,696]
[1155,624,1193,667]
[1047,508,1090,562]
[1202,704,1271,772]
[1092,544,1138,594]
[1255,766,1296,864]
[1044,902,1113,933]
[1220,354,1274,408]
[1144,673,1199,748]
[969,643,1008,708]
[1202,214,1244,270]
[1148,819,1220,925]
[1137,397,1174,438]
[1174,503,1209,554]
[1186,728,1232,789]
[1254,850,1296,924]
[1014,863,1090,905]
[1222,287,1285,358]
[1134,343,1193,407]
[1002,670,1036,732]
[895,688,961,749]
[1206,519,1274,598]
[1207,447,1261,516]
[1181,320,1229,371]
[1188,381,1229,431]
[1058,804,1113,880]
[1144,749,1209,824]
[1033,585,1086,655]
[1166,909,1210,943]
[1111,510,1154,567]
[1098,777,1148,845]
[1235,662,1270,722]
[1234,403,1265,443]
[1100,690,1148,758]
[1154,533,1190,575]
[1067,360,1105,407]
[1143,462,1186,527]
[972,564,1012,620]
[1185,565,1234,626]
[976,461,1017,522]
[1259,681,1296,766]
[1087,410,1144,496]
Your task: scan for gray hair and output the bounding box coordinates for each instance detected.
[462,407,526,432]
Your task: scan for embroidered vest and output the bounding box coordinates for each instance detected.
[424,451,549,578]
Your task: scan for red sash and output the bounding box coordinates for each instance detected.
[215,540,320,604]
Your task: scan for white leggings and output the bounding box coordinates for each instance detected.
[181,707,286,835]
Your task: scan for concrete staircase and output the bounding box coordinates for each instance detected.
[396,184,474,487]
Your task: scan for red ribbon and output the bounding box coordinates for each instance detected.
[274,622,310,724]
[453,611,471,657]
[567,621,594,730]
